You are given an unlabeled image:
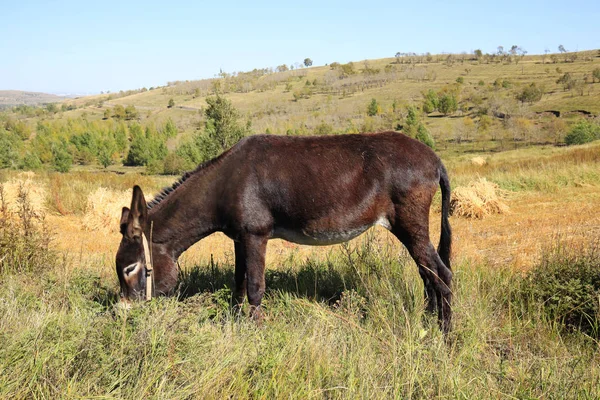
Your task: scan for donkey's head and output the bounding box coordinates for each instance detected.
[116,185,149,302]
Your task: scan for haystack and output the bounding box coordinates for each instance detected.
[0,173,48,217]
[470,156,487,166]
[82,187,154,233]
[450,178,509,219]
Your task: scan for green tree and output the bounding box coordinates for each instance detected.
[516,83,544,104]
[438,93,458,115]
[177,95,251,165]
[125,105,139,120]
[564,120,600,145]
[103,108,111,120]
[97,137,117,168]
[422,90,439,114]
[367,98,379,116]
[168,98,175,108]
[303,58,313,67]
[0,129,21,169]
[556,72,575,91]
[405,106,419,133]
[51,140,73,173]
[204,95,249,153]
[163,118,178,138]
[415,124,435,148]
[113,104,126,119]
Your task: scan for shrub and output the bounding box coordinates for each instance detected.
[314,122,334,136]
[518,240,600,337]
[415,124,434,148]
[516,83,544,104]
[456,77,464,84]
[366,98,379,116]
[421,90,438,114]
[438,93,458,115]
[564,120,600,145]
[0,183,55,276]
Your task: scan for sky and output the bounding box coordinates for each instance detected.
[1,0,598,94]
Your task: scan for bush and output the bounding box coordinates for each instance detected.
[421,90,439,114]
[0,184,55,276]
[366,98,379,117]
[415,124,434,148]
[314,122,334,135]
[516,83,544,104]
[518,241,600,337]
[564,120,600,145]
[437,93,458,115]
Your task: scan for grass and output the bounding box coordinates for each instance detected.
[1,230,599,398]
[1,139,600,397]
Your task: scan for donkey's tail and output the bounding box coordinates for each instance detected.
[438,163,452,270]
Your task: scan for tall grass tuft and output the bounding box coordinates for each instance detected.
[0,183,55,276]
[516,237,600,337]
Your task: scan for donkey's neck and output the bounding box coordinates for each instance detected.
[147,167,221,259]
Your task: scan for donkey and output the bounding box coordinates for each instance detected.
[116,131,453,331]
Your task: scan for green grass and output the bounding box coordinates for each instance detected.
[1,228,599,398]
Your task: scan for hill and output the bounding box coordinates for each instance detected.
[1,49,600,172]
[0,90,66,107]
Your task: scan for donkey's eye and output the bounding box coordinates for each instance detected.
[123,264,138,276]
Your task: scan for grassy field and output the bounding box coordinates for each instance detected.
[1,137,599,398]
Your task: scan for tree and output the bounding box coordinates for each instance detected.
[558,44,567,53]
[516,83,544,104]
[51,140,73,173]
[203,95,250,156]
[564,120,600,145]
[592,68,600,83]
[125,105,139,120]
[163,118,178,138]
[276,64,289,72]
[367,98,379,116]
[112,104,126,119]
[438,93,458,115]
[97,137,116,168]
[421,89,439,114]
[556,72,575,91]
[415,124,434,148]
[103,108,111,120]
[474,49,483,60]
[168,98,175,108]
[303,58,313,67]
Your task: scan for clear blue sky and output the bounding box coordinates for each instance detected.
[1,0,598,94]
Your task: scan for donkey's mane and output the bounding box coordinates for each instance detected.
[146,156,222,210]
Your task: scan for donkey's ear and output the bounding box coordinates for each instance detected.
[120,207,130,235]
[126,185,148,239]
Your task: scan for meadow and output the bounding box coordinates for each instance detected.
[1,49,600,398]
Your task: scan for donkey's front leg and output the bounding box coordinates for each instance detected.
[242,234,268,321]
[233,241,247,308]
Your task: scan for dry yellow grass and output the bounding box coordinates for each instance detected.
[470,156,487,166]
[82,187,154,233]
[0,172,47,216]
[450,178,509,219]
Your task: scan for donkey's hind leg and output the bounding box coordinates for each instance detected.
[391,212,453,332]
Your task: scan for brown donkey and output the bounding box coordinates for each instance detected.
[116,131,453,331]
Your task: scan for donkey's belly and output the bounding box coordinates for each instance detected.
[272,217,391,246]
